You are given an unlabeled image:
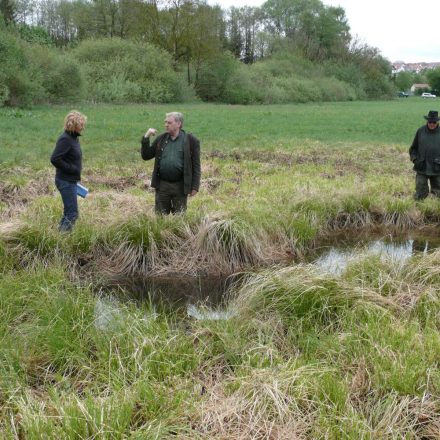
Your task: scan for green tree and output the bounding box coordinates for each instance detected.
[159,0,194,65]
[188,4,224,85]
[195,51,237,101]
[312,6,350,59]
[227,7,242,58]
[426,68,440,95]
[0,0,16,24]
[394,71,412,92]
[261,0,350,61]
[0,28,39,105]
[349,40,393,98]
[241,6,260,64]
[18,23,54,45]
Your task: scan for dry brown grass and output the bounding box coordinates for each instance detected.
[186,366,318,440]
[92,212,289,278]
[0,220,24,238]
[359,394,440,439]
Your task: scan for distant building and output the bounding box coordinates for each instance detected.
[411,83,430,93]
[392,62,440,75]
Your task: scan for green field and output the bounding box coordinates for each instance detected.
[0,98,433,166]
[2,100,440,438]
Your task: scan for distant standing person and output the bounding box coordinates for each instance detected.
[141,112,201,214]
[50,110,87,231]
[409,110,440,200]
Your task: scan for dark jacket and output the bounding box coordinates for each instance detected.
[409,124,440,175]
[50,131,82,182]
[141,130,201,194]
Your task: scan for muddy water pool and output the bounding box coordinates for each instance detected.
[95,231,440,324]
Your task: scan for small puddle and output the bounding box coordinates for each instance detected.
[118,274,241,306]
[94,297,124,330]
[95,232,440,326]
[96,274,241,324]
[309,233,440,275]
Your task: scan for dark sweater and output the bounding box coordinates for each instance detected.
[50,131,82,182]
[158,131,185,182]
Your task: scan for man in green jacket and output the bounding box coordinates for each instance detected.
[409,110,440,200]
[141,112,201,214]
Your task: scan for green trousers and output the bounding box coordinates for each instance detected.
[155,180,187,214]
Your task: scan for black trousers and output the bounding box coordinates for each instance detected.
[414,173,440,200]
[155,180,187,214]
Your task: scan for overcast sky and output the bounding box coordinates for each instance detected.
[208,0,439,63]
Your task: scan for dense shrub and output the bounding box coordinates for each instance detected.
[25,45,85,102]
[0,28,84,105]
[220,55,356,104]
[323,57,394,100]
[318,77,357,101]
[17,24,53,46]
[281,77,321,103]
[324,61,365,93]
[222,64,263,104]
[0,84,9,106]
[73,38,195,103]
[195,52,238,102]
[0,23,395,106]
[0,30,31,106]
[259,52,315,78]
[364,75,395,99]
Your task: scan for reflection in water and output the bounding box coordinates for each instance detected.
[94,295,159,330]
[94,297,123,330]
[312,236,432,275]
[186,304,235,320]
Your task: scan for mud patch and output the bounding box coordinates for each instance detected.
[0,172,52,220]
[206,149,371,177]
[83,173,144,191]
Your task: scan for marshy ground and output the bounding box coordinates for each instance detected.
[1,101,440,438]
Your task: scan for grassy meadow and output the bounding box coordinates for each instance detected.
[0,99,431,166]
[2,98,440,438]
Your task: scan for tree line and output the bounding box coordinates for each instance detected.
[394,69,440,96]
[0,0,397,106]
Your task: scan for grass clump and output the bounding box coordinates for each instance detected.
[220,254,440,437]
[0,266,204,437]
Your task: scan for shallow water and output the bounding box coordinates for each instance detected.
[118,274,241,306]
[99,274,241,322]
[309,234,439,275]
[97,232,440,323]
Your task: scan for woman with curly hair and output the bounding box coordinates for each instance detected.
[50,110,87,232]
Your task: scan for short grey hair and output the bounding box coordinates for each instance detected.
[166,112,184,127]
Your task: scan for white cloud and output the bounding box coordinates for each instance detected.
[322,0,438,62]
